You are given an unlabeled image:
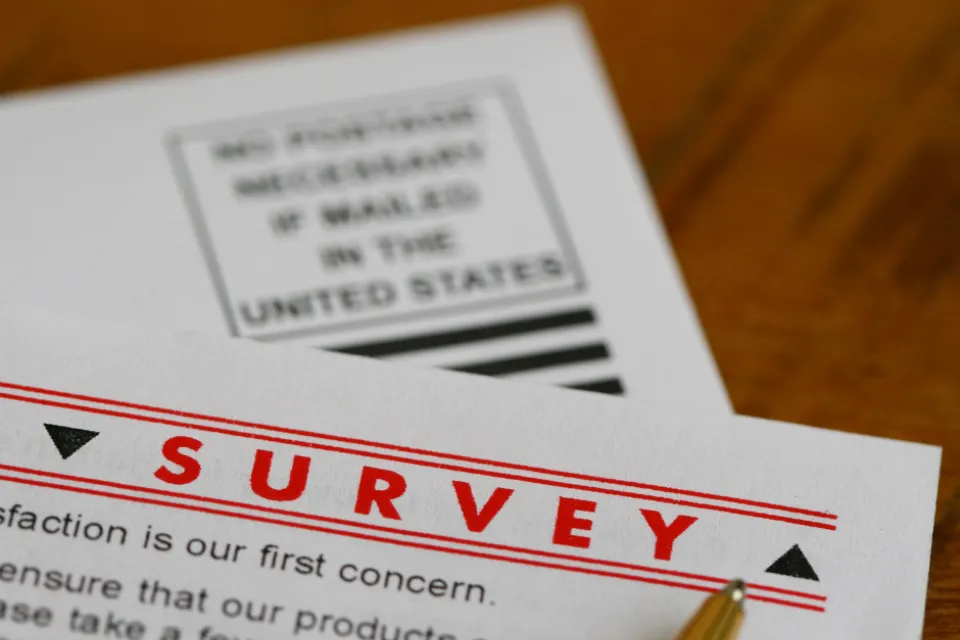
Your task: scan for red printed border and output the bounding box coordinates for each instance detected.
[0,381,838,531]
[0,467,826,613]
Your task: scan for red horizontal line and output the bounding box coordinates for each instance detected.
[0,462,826,603]
[0,391,837,531]
[0,473,824,613]
[0,380,836,521]
[748,595,826,612]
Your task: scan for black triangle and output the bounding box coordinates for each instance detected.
[765,544,819,581]
[44,423,100,460]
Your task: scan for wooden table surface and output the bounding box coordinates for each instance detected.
[4,0,959,634]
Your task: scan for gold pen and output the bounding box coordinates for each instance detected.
[673,579,746,640]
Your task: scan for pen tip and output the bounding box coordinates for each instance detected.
[724,579,747,603]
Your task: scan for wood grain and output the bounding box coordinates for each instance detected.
[3,0,958,634]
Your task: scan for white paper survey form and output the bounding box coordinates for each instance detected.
[0,8,729,409]
[0,312,940,639]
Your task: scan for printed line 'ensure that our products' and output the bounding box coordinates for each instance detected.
[0,462,827,603]
[0,469,827,614]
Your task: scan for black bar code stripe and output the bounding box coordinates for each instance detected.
[331,308,596,358]
[449,343,610,377]
[564,378,625,395]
